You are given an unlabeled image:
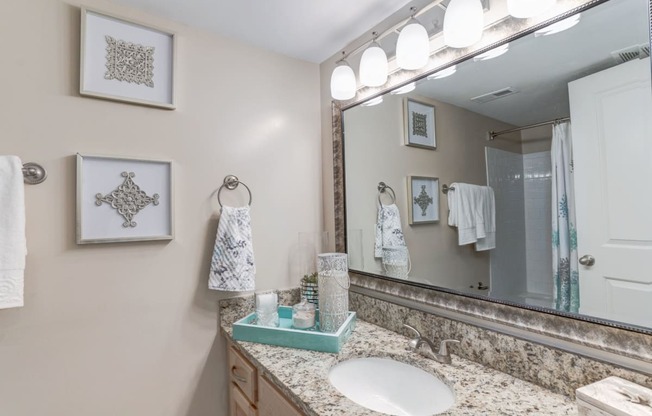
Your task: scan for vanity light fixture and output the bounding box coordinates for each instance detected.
[534,13,581,37]
[359,33,389,87]
[390,82,416,95]
[361,96,384,107]
[396,7,430,70]
[444,0,484,48]
[426,65,457,80]
[473,43,510,61]
[508,0,556,19]
[330,52,357,100]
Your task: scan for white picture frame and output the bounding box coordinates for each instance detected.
[80,8,176,109]
[407,176,439,225]
[76,154,174,244]
[404,98,436,149]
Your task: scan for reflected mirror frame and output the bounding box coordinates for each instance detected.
[332,0,652,337]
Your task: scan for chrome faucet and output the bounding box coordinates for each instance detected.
[403,324,460,365]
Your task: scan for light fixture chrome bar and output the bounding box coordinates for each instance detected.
[338,0,447,62]
[488,116,570,140]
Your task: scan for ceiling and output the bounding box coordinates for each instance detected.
[412,0,650,127]
[107,0,414,63]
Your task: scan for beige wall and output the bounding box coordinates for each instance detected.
[343,92,517,289]
[0,1,321,415]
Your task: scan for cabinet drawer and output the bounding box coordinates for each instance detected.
[230,382,257,416]
[229,346,257,403]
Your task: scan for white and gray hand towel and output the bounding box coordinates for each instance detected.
[374,203,407,258]
[0,156,27,309]
[209,206,256,291]
[447,183,495,251]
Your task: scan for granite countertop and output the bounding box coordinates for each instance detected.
[220,298,577,415]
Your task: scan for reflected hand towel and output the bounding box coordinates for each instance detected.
[0,156,27,309]
[374,203,407,258]
[209,206,256,291]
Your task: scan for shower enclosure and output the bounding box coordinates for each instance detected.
[485,146,554,308]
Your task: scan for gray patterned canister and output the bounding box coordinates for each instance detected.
[317,253,350,333]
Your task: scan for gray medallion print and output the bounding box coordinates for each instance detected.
[95,171,159,228]
[411,111,428,138]
[413,185,433,216]
[105,35,155,87]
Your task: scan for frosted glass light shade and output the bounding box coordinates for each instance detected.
[330,63,356,100]
[390,82,415,95]
[359,42,388,87]
[508,0,556,18]
[396,19,430,70]
[444,0,484,48]
[535,14,581,37]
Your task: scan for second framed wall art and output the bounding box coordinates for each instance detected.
[408,176,439,225]
[76,154,174,244]
[80,8,176,109]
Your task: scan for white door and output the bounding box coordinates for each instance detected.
[569,57,652,328]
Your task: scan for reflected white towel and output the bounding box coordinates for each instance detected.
[374,203,407,258]
[447,183,495,251]
[0,156,26,309]
[209,206,256,291]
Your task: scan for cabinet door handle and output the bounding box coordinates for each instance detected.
[231,366,247,383]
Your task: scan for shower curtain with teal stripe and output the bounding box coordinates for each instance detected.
[551,121,579,313]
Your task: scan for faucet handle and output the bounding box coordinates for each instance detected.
[438,339,460,357]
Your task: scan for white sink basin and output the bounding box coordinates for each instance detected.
[328,357,455,416]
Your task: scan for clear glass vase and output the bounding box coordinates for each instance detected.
[317,253,350,332]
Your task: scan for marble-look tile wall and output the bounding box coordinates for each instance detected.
[350,292,652,398]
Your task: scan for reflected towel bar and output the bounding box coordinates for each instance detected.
[442,184,455,194]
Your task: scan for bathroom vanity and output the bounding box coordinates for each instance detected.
[220,295,577,415]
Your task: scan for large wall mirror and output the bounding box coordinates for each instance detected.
[339,0,652,335]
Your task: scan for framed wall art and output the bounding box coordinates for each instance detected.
[403,98,436,149]
[76,154,174,244]
[80,8,176,109]
[407,176,439,225]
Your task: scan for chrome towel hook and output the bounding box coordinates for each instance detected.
[217,175,252,207]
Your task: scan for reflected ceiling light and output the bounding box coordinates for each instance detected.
[330,54,356,100]
[359,33,388,87]
[508,0,556,18]
[396,7,430,70]
[444,0,484,48]
[473,43,510,62]
[427,65,457,80]
[361,96,384,107]
[534,13,581,37]
[390,82,416,95]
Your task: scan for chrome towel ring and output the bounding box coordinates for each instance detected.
[217,175,252,207]
[377,181,396,205]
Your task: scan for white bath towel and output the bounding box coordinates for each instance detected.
[0,156,27,309]
[209,206,256,291]
[447,183,495,251]
[374,203,407,258]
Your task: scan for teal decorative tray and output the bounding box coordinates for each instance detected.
[232,306,356,353]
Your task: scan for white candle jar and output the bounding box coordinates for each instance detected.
[317,253,350,333]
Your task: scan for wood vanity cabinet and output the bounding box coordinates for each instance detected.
[227,341,305,416]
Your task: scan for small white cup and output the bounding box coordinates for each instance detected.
[255,290,279,327]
